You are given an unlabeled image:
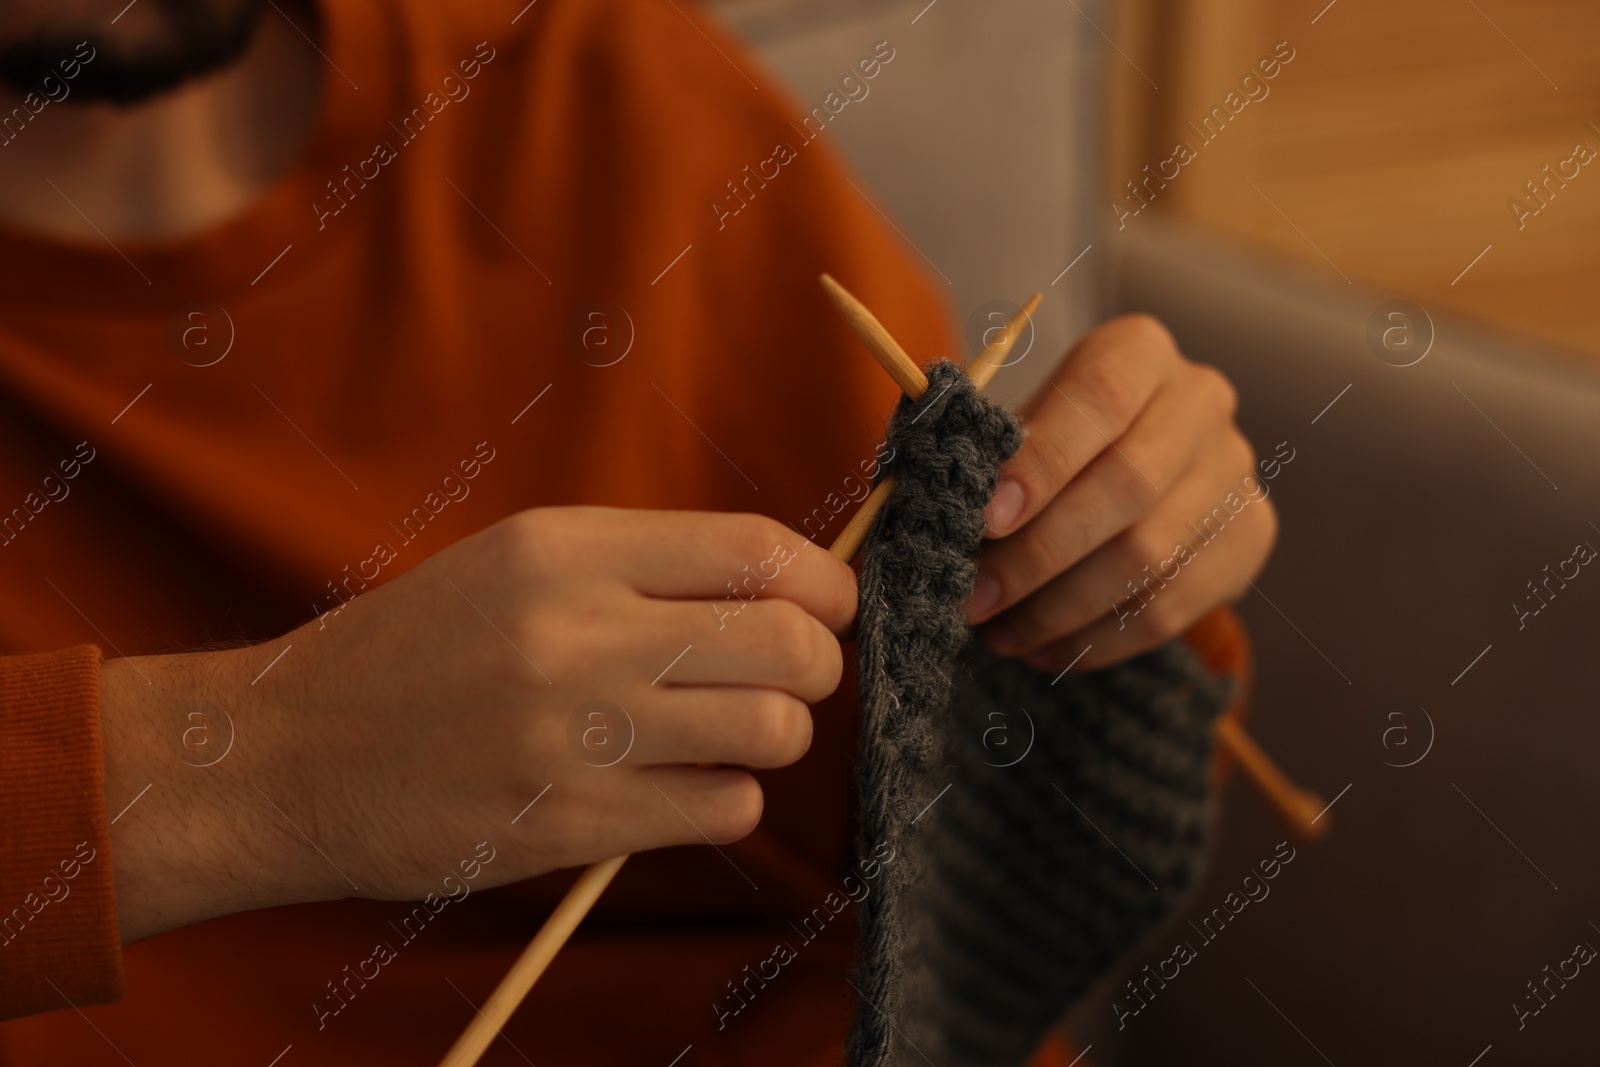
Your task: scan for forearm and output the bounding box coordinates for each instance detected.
[98,644,327,943]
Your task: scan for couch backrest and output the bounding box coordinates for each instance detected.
[706,0,1111,411]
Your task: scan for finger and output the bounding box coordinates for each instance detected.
[983,315,1179,539]
[1013,483,1277,671]
[535,765,765,855]
[642,597,844,705]
[967,372,1230,624]
[623,686,812,769]
[605,510,858,636]
[636,767,765,848]
[978,430,1256,650]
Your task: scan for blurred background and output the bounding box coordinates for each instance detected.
[703,0,1600,1063]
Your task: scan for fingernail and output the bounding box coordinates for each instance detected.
[962,572,999,623]
[984,480,1024,536]
[984,618,1023,655]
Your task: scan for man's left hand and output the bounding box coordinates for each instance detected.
[962,313,1278,672]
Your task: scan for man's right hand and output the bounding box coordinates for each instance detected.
[98,507,857,942]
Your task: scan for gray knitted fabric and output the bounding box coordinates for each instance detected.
[848,361,1232,1067]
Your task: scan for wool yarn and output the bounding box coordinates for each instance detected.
[848,360,1232,1067]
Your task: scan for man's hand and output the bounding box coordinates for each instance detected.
[961,314,1277,671]
[99,508,856,942]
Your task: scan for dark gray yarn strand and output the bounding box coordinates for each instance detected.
[848,360,1233,1067]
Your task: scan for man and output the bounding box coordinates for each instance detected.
[0,0,1275,1062]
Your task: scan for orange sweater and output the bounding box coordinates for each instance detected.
[0,1,1245,1063]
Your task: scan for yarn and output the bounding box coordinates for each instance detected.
[848,360,1232,1066]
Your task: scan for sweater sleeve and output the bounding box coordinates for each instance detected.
[0,645,126,1019]
[1181,604,1254,790]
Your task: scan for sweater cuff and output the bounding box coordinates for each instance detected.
[1181,605,1254,788]
[1182,605,1252,710]
[0,645,126,1019]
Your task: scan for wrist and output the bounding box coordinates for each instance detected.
[99,642,324,942]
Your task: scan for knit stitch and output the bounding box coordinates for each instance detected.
[848,360,1232,1066]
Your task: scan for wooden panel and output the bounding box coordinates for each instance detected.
[1111,0,1600,360]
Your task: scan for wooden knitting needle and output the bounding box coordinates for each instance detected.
[1216,716,1328,841]
[435,284,1045,1067]
[819,273,1329,843]
[438,279,1324,1067]
[821,274,1040,563]
[820,272,929,397]
[437,855,627,1067]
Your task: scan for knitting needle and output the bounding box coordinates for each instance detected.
[820,272,929,397]
[1216,716,1327,841]
[438,282,1320,1067]
[820,275,1040,563]
[437,855,627,1067]
[434,284,1042,1067]
[818,273,1329,843]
